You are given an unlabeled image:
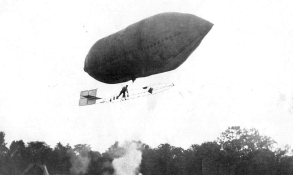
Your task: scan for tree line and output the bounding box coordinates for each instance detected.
[0,126,293,175]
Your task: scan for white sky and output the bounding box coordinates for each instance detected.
[0,0,293,152]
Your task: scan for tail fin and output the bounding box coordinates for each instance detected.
[79,89,101,106]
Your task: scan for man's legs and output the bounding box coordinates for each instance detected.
[117,91,123,98]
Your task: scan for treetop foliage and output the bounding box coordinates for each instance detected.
[0,127,292,175]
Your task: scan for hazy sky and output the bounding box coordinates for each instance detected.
[1,0,293,152]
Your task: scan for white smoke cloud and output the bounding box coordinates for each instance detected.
[67,146,91,175]
[112,141,143,175]
[70,155,90,174]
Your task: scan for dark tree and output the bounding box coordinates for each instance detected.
[6,140,27,175]
[1,127,293,175]
[217,126,278,175]
[48,142,72,174]
[141,144,156,175]
[87,150,103,175]
[26,141,52,164]
[0,132,8,174]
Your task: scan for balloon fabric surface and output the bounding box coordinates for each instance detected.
[84,12,213,84]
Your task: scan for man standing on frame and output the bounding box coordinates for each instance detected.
[117,85,129,99]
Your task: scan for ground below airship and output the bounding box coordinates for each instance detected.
[84,12,213,84]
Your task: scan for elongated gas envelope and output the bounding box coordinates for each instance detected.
[84,12,213,84]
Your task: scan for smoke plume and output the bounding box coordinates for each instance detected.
[67,145,91,175]
[112,141,143,175]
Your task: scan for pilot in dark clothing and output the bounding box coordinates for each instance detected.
[117,85,129,99]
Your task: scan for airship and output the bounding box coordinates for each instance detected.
[84,12,213,84]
